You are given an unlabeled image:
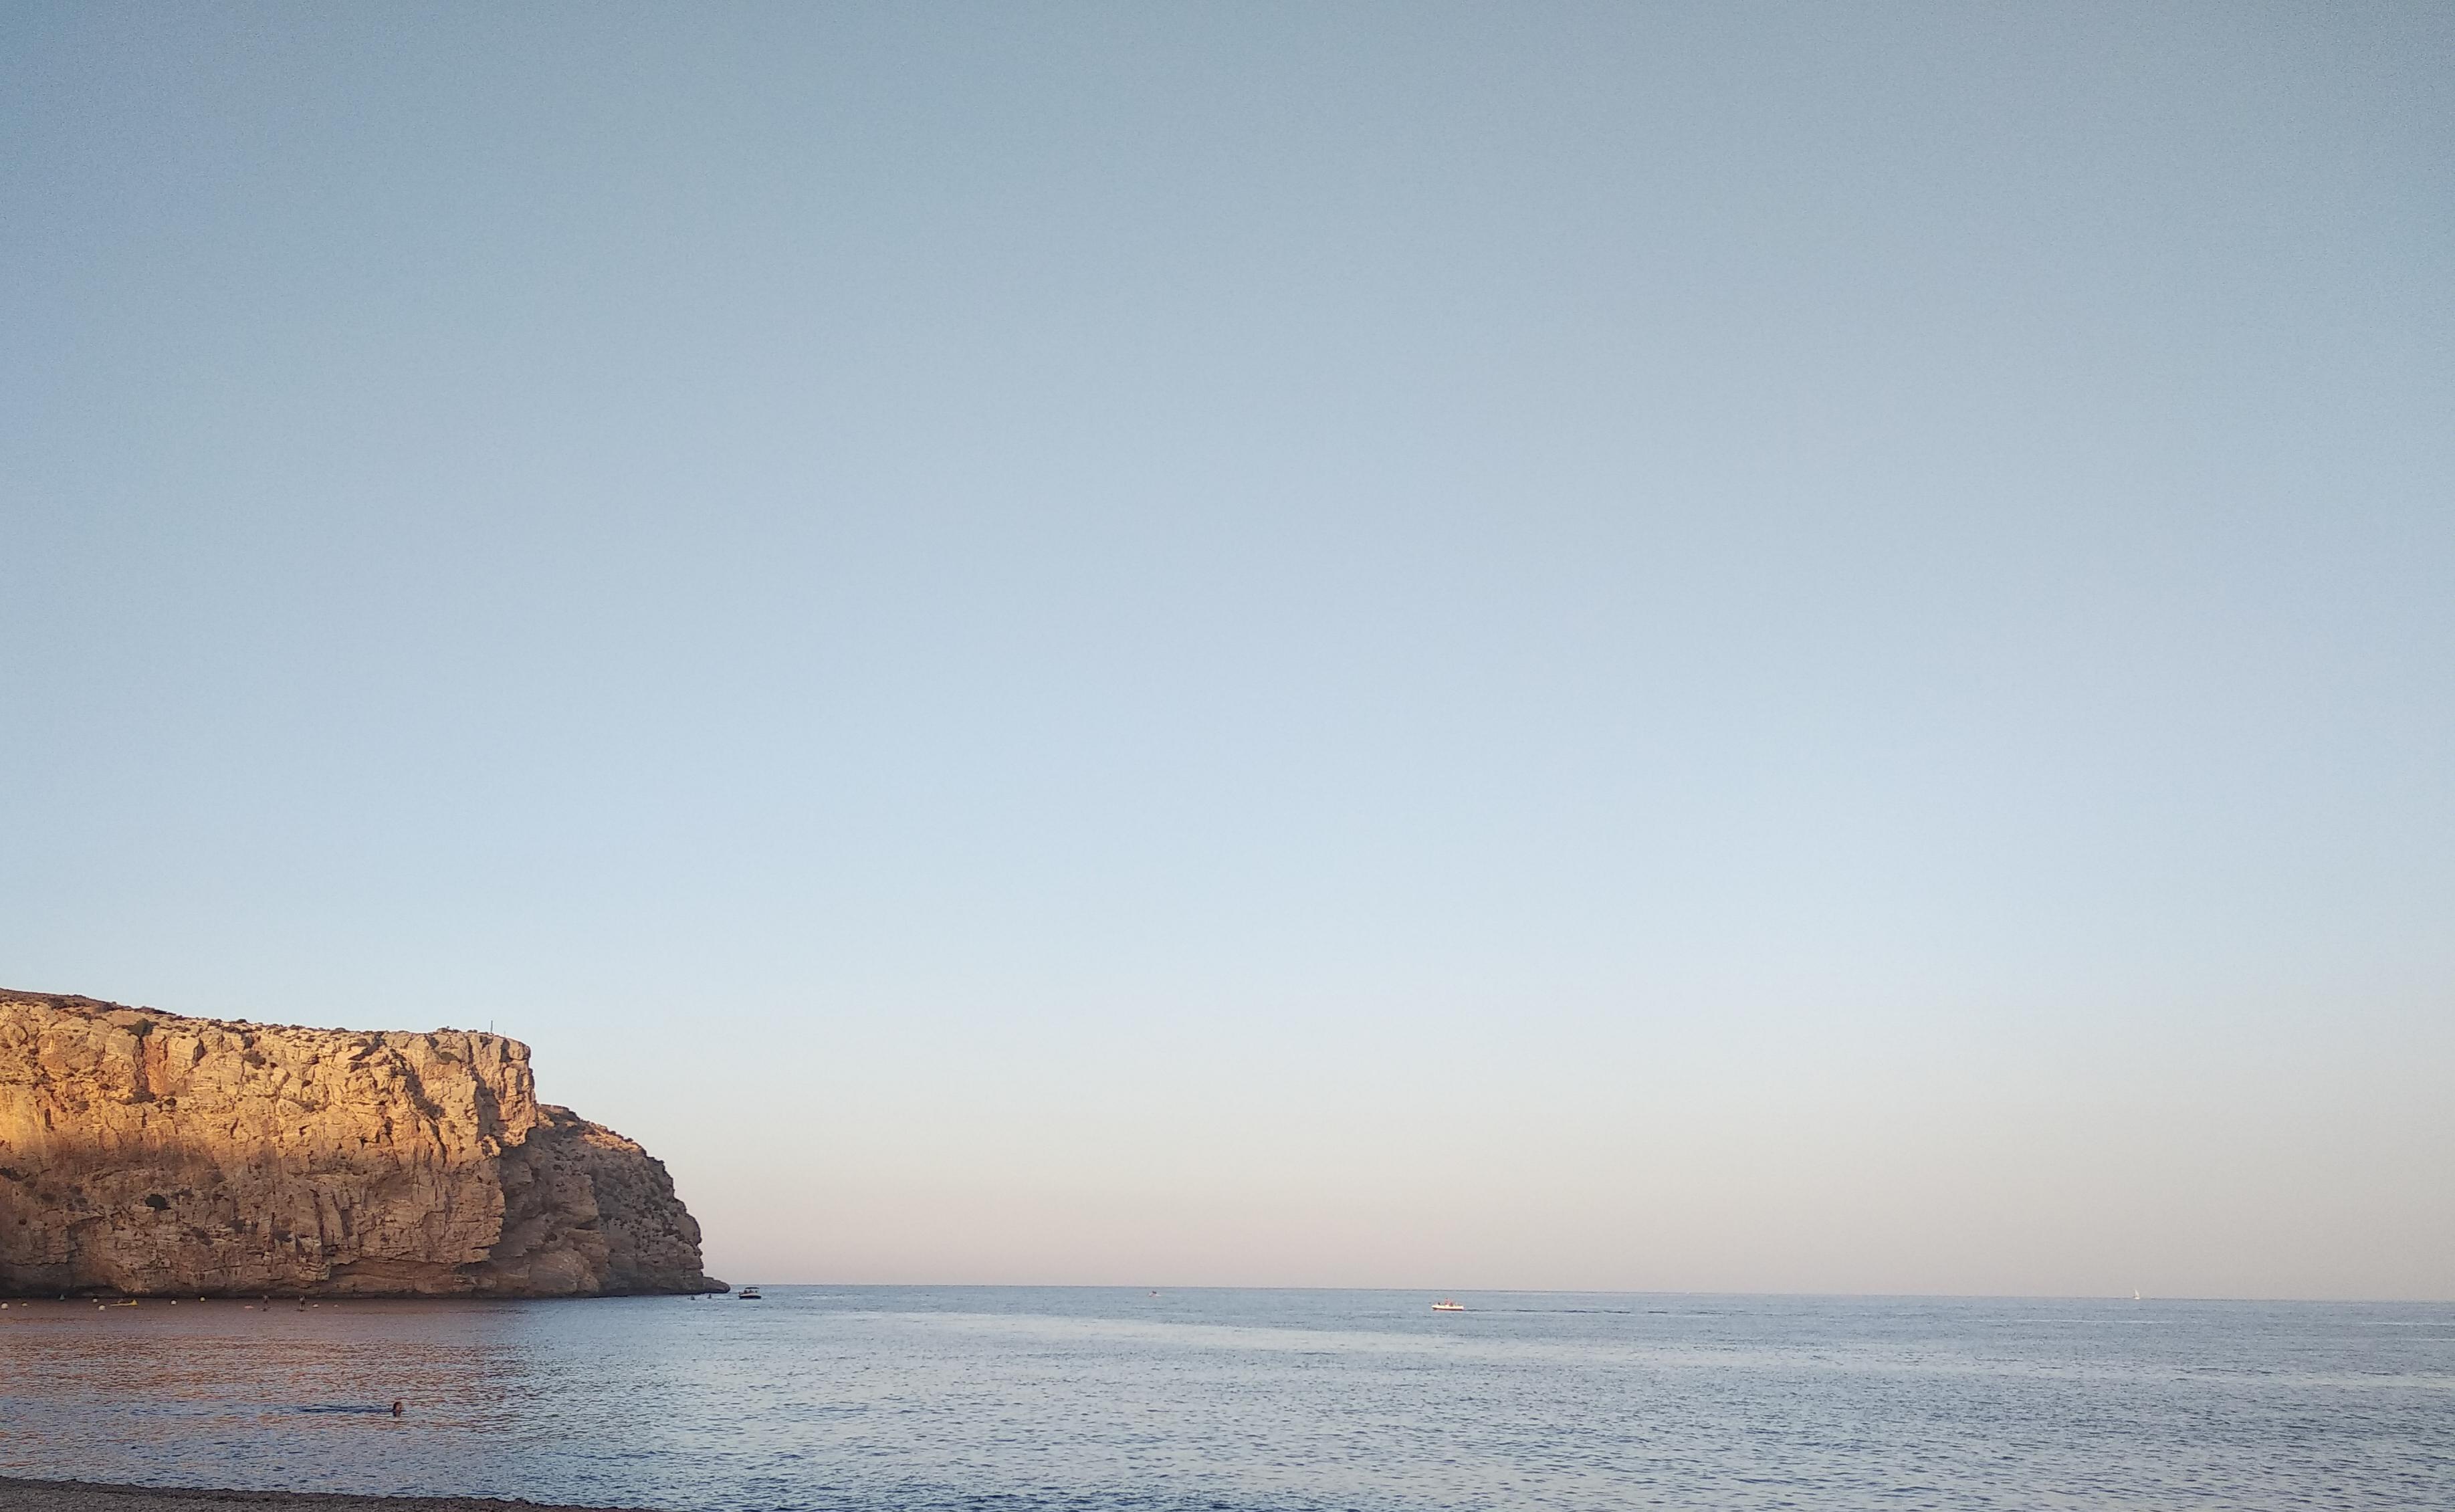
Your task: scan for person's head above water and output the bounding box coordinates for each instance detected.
[391,1400,403,1416]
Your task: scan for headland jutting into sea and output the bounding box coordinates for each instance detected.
[0,991,722,1300]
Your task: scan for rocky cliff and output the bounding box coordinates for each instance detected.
[0,991,724,1297]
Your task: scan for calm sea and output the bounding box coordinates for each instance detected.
[2,1287,2449,1509]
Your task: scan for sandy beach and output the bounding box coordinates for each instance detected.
[0,1481,647,1512]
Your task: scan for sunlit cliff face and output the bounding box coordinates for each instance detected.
[0,991,722,1297]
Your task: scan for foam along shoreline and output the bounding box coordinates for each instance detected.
[0,1479,657,1512]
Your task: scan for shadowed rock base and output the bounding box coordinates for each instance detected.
[0,992,724,1298]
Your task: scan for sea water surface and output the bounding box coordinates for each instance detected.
[3,1288,2450,1509]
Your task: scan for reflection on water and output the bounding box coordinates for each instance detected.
[3,1289,2451,1510]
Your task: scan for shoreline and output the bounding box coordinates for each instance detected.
[0,1479,657,1512]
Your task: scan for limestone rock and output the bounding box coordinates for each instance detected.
[0,990,724,1297]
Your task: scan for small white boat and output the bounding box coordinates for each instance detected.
[1430,1299,1465,1312]
[737,1286,762,1300]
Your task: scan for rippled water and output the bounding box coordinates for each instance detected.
[3,1288,2450,1509]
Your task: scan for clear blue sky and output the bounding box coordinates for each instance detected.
[5,3,2450,1298]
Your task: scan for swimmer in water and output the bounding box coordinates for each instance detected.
[391,1400,404,1417]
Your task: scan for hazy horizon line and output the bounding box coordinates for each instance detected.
[704,1279,2453,1305]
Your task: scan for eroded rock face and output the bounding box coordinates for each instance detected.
[0,991,724,1297]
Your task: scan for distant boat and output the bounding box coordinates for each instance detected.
[737,1287,762,1300]
[1430,1299,1465,1312]
[2132,1289,2143,1301]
